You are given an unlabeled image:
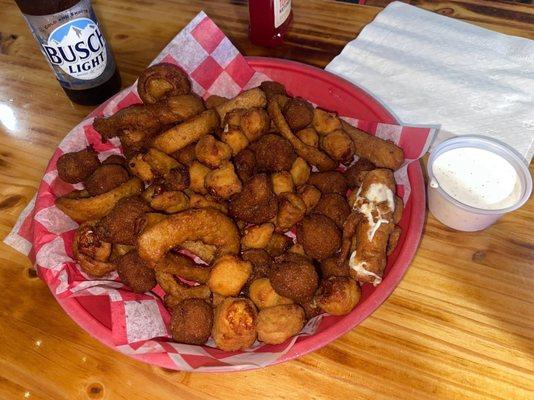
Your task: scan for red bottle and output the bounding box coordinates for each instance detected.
[249,0,292,47]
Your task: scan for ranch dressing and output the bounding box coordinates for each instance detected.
[431,147,522,210]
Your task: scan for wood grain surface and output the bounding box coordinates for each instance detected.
[1,0,533,399]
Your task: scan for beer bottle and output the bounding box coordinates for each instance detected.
[15,0,121,105]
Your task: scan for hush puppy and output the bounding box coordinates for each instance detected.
[250,134,296,172]
[314,193,350,229]
[96,196,152,245]
[297,214,341,260]
[283,98,314,131]
[84,164,130,196]
[57,147,100,184]
[117,250,156,293]
[269,253,319,304]
[308,171,348,195]
[229,174,278,224]
[170,298,213,345]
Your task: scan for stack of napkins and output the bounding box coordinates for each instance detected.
[326,1,534,162]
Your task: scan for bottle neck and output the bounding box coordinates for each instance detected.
[15,0,81,16]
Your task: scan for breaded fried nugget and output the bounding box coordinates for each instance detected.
[102,154,127,167]
[312,108,342,135]
[164,165,190,191]
[212,298,258,351]
[137,63,191,104]
[170,298,213,345]
[57,147,100,184]
[96,195,152,245]
[320,129,355,164]
[314,193,350,229]
[297,214,341,260]
[84,164,130,196]
[117,250,156,293]
[259,81,287,99]
[257,304,305,344]
[308,171,347,195]
[241,108,270,142]
[229,174,277,224]
[276,192,306,232]
[345,158,376,189]
[242,223,275,250]
[250,133,297,172]
[283,98,314,131]
[205,161,242,199]
[316,276,361,316]
[290,157,310,186]
[249,278,293,310]
[208,254,252,296]
[297,184,322,214]
[320,257,350,278]
[195,135,232,168]
[188,161,211,194]
[271,171,294,195]
[172,142,197,166]
[265,233,293,257]
[220,126,249,155]
[296,127,319,148]
[234,148,257,182]
[242,249,272,283]
[270,253,319,304]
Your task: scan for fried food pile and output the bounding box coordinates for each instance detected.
[56,63,405,350]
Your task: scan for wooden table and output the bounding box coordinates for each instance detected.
[1,0,533,399]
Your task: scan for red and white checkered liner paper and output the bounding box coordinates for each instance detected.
[4,12,437,371]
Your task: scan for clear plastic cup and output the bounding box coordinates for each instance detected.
[427,136,533,231]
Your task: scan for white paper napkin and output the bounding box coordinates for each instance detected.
[326,1,534,162]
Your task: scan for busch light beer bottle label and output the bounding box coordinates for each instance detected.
[23,0,115,90]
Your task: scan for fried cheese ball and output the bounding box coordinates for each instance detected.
[242,249,272,283]
[297,184,322,214]
[57,147,100,184]
[241,108,270,142]
[205,161,242,199]
[249,278,293,310]
[234,148,257,182]
[241,223,275,250]
[276,192,306,232]
[188,161,211,194]
[316,276,361,316]
[308,171,348,195]
[84,164,130,196]
[296,127,319,148]
[170,298,213,345]
[314,193,350,229]
[212,297,258,351]
[320,129,355,164]
[297,214,341,260]
[271,171,294,195]
[282,98,314,131]
[320,257,350,278]
[229,174,278,224]
[290,157,310,186]
[195,135,232,169]
[257,304,305,344]
[117,250,156,293]
[264,233,293,257]
[345,158,376,189]
[270,253,319,304]
[250,134,297,172]
[96,196,152,245]
[208,254,252,296]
